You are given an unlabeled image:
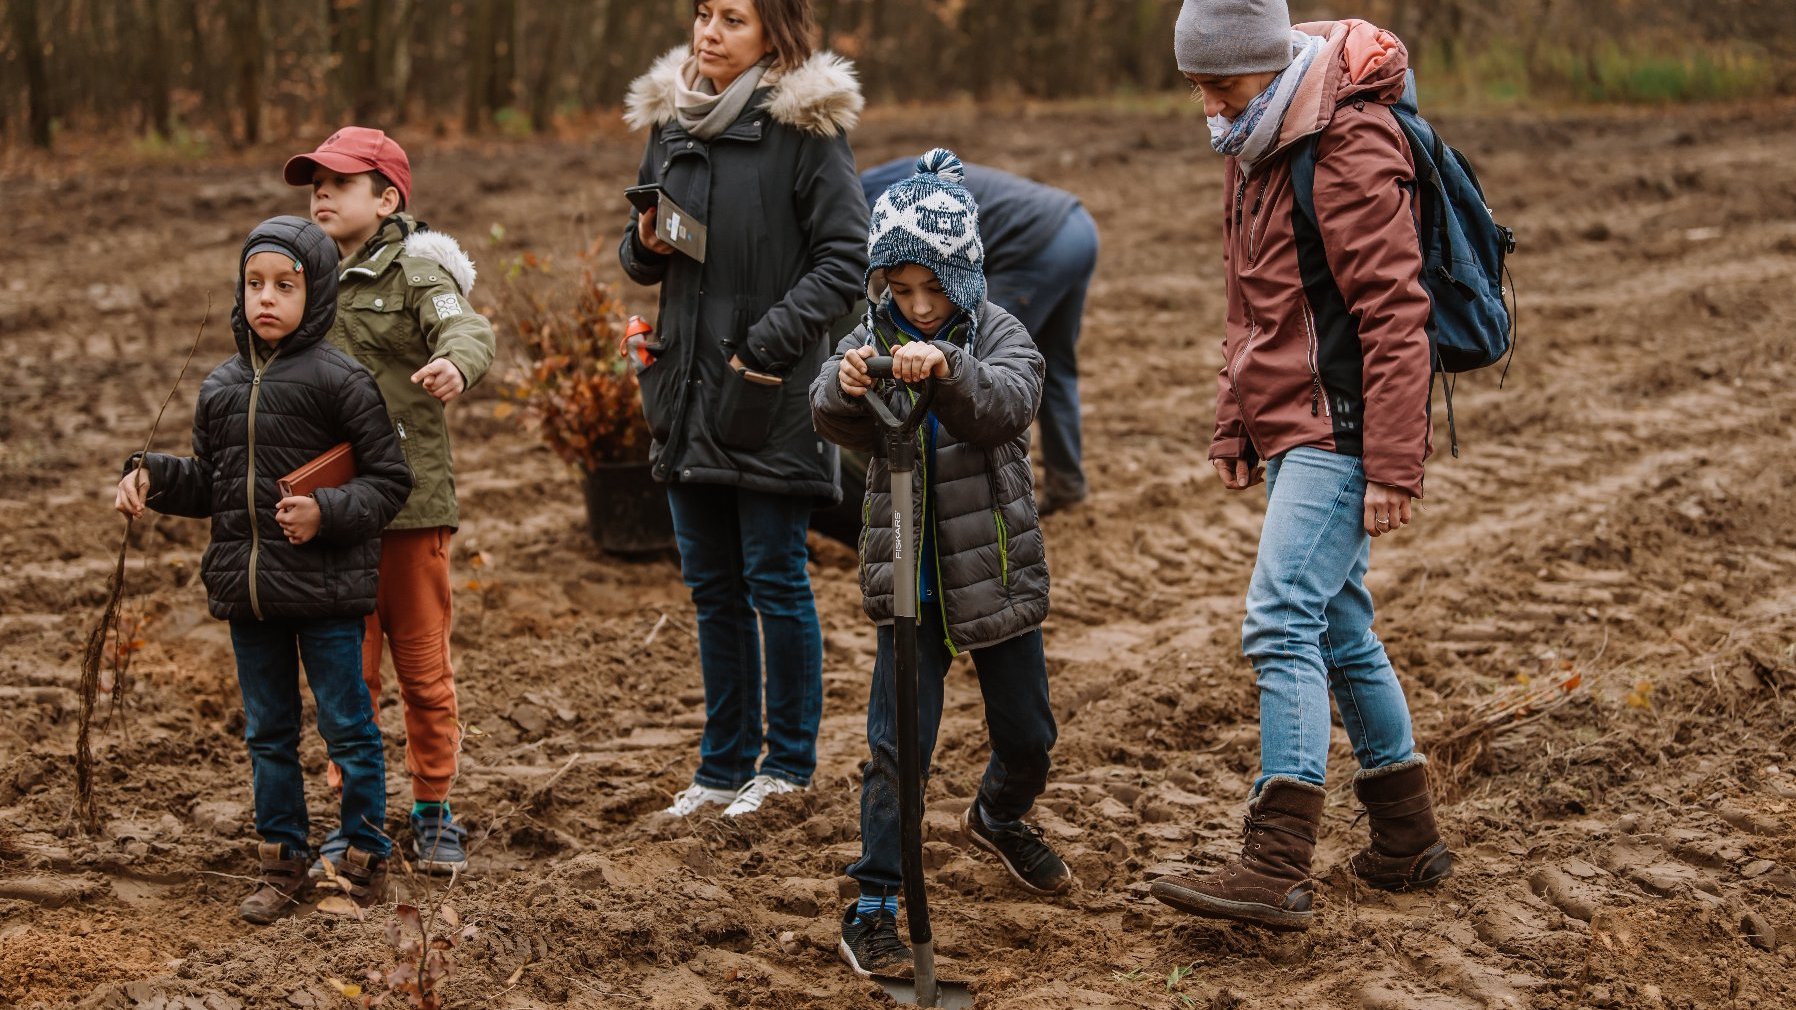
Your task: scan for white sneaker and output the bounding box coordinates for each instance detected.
[663,783,736,817]
[723,774,802,817]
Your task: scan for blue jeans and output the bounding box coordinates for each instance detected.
[230,617,389,857]
[987,206,1098,501]
[667,483,823,789]
[1244,447,1416,790]
[847,605,1056,892]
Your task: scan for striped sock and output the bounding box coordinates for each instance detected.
[413,801,448,818]
[856,893,899,920]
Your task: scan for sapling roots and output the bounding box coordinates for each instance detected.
[76,299,210,830]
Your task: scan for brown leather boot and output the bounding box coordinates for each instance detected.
[238,842,310,925]
[1149,777,1325,931]
[319,845,390,915]
[1349,756,1453,891]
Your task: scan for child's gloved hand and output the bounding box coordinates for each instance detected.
[838,345,877,398]
[891,340,950,384]
[115,467,150,518]
[412,359,466,403]
[275,495,323,545]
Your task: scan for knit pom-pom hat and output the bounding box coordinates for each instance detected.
[865,148,986,335]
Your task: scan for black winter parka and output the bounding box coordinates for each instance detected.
[619,47,871,502]
[135,216,412,621]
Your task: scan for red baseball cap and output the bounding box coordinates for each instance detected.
[283,127,412,208]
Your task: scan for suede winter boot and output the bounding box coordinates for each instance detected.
[1349,756,1453,891]
[238,842,310,925]
[1149,776,1325,931]
[318,844,390,915]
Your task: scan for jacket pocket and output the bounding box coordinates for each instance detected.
[390,413,420,488]
[636,354,678,442]
[992,508,1011,587]
[343,292,411,357]
[711,363,782,451]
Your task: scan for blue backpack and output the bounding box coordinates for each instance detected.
[1290,70,1515,456]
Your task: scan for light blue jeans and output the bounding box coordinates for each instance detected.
[1244,447,1416,790]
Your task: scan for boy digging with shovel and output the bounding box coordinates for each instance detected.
[811,150,1073,982]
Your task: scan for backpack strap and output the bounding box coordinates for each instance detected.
[1288,101,1465,458]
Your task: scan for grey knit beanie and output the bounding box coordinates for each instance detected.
[1174,0,1295,76]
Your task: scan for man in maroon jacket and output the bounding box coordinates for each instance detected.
[1148,2,1454,932]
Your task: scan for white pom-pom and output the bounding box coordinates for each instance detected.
[914,147,965,185]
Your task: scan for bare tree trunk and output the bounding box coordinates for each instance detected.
[389,0,415,123]
[490,0,518,116]
[464,0,495,133]
[526,1,568,134]
[227,0,265,144]
[9,0,53,148]
[142,0,173,137]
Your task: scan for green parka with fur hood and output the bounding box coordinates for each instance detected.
[328,212,496,530]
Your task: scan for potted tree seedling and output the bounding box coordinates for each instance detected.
[495,240,673,555]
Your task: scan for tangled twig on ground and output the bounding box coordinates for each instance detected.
[76,299,210,831]
[1426,641,1597,797]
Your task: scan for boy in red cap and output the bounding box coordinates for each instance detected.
[284,126,496,876]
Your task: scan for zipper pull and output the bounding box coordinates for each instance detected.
[1311,384,1320,417]
[396,420,408,440]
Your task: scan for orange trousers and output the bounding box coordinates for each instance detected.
[328,527,461,802]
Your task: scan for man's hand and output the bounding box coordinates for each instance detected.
[411,359,466,403]
[838,345,876,398]
[115,467,150,518]
[276,495,323,545]
[637,206,676,256]
[891,340,949,383]
[1364,482,1412,538]
[1211,457,1264,491]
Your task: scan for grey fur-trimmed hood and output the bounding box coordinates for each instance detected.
[623,46,864,137]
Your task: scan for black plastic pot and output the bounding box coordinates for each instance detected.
[581,460,674,556]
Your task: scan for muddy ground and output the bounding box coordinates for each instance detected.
[2,98,1795,1009]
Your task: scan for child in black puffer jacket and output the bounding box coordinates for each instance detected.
[115,215,411,923]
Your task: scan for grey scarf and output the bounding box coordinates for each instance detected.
[674,54,772,140]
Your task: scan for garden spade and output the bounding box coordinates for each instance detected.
[860,357,973,1010]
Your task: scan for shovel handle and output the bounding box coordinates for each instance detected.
[862,356,936,431]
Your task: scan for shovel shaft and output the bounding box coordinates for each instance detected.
[888,467,933,950]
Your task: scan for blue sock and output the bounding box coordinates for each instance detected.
[413,801,448,818]
[856,893,899,920]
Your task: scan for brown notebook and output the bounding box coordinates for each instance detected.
[278,442,355,498]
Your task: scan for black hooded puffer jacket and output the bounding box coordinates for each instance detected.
[134,216,412,621]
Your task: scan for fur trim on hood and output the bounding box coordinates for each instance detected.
[403,230,477,296]
[624,47,864,137]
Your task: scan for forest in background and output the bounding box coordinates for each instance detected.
[2,0,1792,151]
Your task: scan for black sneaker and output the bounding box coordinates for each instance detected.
[837,902,913,979]
[965,799,1073,895]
